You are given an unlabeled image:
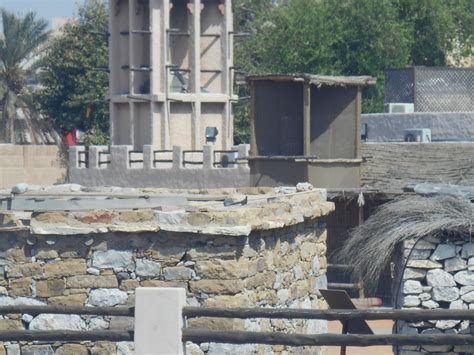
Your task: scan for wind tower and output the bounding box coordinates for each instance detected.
[109,0,236,150]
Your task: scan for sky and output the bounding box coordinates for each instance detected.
[1,0,86,28]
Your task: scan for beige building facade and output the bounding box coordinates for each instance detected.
[109,0,236,150]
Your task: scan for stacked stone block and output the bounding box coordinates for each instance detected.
[399,237,474,355]
[0,218,329,354]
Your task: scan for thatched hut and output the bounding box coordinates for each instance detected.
[339,190,474,354]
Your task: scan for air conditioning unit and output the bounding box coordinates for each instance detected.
[404,129,431,143]
[385,103,415,114]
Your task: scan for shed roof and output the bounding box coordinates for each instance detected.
[246,74,376,87]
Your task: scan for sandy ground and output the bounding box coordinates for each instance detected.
[326,320,394,355]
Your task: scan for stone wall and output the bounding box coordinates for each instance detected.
[398,237,474,355]
[0,145,66,189]
[0,190,333,354]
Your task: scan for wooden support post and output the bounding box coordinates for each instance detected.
[303,82,311,156]
[249,83,258,156]
[340,321,348,355]
[354,87,362,159]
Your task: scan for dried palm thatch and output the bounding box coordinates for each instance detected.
[337,195,474,291]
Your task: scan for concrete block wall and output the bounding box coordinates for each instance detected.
[0,145,66,189]
[69,144,250,188]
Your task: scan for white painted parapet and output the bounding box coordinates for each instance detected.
[134,287,186,355]
[69,144,251,188]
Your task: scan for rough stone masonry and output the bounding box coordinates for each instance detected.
[399,237,474,355]
[0,186,334,355]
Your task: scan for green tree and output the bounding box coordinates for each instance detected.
[397,0,474,65]
[0,9,49,143]
[38,0,109,144]
[233,0,276,144]
[241,0,411,112]
[233,0,473,142]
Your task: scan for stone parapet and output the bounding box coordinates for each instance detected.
[69,144,251,188]
[0,187,333,354]
[2,189,333,236]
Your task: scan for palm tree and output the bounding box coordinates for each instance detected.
[0,9,49,143]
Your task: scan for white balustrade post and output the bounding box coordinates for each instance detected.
[172,146,183,170]
[88,146,101,169]
[110,145,132,170]
[143,145,154,170]
[237,144,250,158]
[134,287,186,355]
[69,146,84,168]
[203,145,213,170]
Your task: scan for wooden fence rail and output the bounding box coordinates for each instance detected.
[0,306,134,317]
[3,290,474,353]
[0,306,135,343]
[183,307,474,321]
[182,330,474,347]
[0,330,134,342]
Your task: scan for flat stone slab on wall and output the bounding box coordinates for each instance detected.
[399,236,474,355]
[0,189,334,355]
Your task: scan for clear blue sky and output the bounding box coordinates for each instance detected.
[1,0,86,28]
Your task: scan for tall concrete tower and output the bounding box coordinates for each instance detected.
[109,0,236,150]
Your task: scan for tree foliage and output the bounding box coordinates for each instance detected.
[37,0,109,141]
[233,0,473,143]
[0,9,49,142]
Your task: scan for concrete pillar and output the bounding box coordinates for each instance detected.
[190,0,202,149]
[134,287,186,355]
[172,145,183,170]
[143,145,154,169]
[88,146,101,169]
[110,145,132,170]
[237,144,250,158]
[68,147,83,169]
[203,144,213,169]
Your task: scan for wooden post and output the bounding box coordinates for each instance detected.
[354,87,362,159]
[303,82,311,156]
[134,288,186,355]
[340,320,348,355]
[249,82,258,156]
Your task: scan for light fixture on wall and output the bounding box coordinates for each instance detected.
[205,127,218,144]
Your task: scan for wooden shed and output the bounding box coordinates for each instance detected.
[246,74,375,188]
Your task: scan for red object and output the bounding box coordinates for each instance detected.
[62,128,77,147]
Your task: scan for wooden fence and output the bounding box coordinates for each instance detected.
[182,307,474,348]
[1,289,474,354]
[0,305,134,342]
